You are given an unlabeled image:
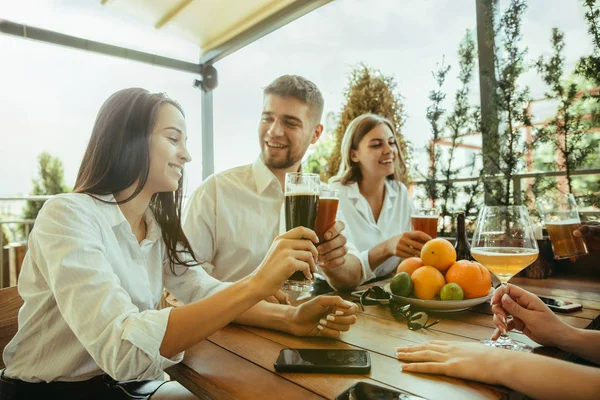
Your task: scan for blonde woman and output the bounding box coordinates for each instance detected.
[329,114,431,283]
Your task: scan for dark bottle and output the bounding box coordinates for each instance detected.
[454,212,473,261]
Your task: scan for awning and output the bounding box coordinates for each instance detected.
[101,0,332,64]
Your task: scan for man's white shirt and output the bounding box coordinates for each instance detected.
[183,158,365,284]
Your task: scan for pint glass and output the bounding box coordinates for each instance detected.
[411,208,439,238]
[537,194,588,259]
[283,172,320,292]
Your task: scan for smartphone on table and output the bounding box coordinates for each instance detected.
[335,382,424,400]
[274,348,371,374]
[538,296,582,313]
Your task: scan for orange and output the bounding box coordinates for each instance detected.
[411,266,446,300]
[420,238,457,273]
[396,257,423,276]
[445,261,492,299]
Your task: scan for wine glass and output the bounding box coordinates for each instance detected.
[471,206,539,352]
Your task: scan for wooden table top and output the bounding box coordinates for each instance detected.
[166,274,600,400]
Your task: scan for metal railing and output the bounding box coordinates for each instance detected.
[411,168,600,206]
[0,195,51,288]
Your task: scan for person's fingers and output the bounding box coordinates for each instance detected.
[396,249,415,258]
[491,303,508,320]
[324,221,345,241]
[321,256,346,269]
[492,314,508,333]
[318,245,347,262]
[289,249,317,271]
[317,318,353,332]
[395,350,446,363]
[400,362,446,375]
[317,234,347,254]
[395,243,421,257]
[406,231,433,242]
[274,290,291,305]
[395,343,448,354]
[315,296,357,313]
[290,259,313,280]
[491,327,501,340]
[320,314,357,327]
[510,316,523,332]
[491,284,509,305]
[399,237,428,251]
[316,324,341,338]
[264,296,279,304]
[501,293,531,320]
[280,226,319,243]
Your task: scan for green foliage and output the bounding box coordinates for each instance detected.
[303,130,337,175]
[21,153,70,230]
[418,30,481,232]
[483,0,533,206]
[576,0,600,116]
[421,58,450,209]
[534,28,600,196]
[322,64,408,183]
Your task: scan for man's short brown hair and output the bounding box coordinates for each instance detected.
[263,75,324,126]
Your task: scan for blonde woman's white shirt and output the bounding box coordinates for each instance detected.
[2,193,229,383]
[183,157,363,285]
[330,180,414,283]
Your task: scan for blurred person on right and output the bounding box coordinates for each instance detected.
[329,113,431,283]
[395,284,600,400]
[574,221,600,252]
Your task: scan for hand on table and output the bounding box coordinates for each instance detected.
[490,283,572,348]
[290,295,358,338]
[396,341,507,385]
[265,289,291,305]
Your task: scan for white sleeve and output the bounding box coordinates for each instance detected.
[163,250,233,304]
[182,177,220,277]
[28,197,181,381]
[331,206,372,284]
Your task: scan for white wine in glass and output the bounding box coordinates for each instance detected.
[471,206,539,352]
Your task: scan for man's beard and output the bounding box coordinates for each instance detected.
[261,149,295,169]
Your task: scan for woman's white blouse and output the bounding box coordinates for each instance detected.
[2,193,229,383]
[331,180,414,283]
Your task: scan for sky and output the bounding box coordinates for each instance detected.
[0,0,594,198]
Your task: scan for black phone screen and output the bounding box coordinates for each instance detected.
[274,349,370,373]
[540,297,573,307]
[335,382,423,400]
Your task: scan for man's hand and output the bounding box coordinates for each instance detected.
[573,221,600,252]
[317,221,348,269]
[289,296,358,338]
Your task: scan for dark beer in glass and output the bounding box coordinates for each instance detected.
[283,173,320,292]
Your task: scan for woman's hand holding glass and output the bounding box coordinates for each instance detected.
[251,226,319,298]
[387,231,432,258]
[289,296,358,338]
[490,284,574,348]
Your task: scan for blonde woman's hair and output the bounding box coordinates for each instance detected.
[329,113,405,185]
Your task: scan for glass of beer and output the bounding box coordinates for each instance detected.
[411,208,439,238]
[313,188,339,243]
[471,205,539,352]
[537,193,588,259]
[283,172,320,292]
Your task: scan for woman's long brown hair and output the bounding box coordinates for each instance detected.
[74,88,197,272]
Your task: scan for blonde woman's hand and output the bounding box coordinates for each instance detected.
[251,227,318,298]
[289,296,358,338]
[388,231,432,258]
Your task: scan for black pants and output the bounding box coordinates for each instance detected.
[0,369,167,400]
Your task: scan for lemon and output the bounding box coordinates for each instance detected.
[390,272,413,297]
[440,283,464,301]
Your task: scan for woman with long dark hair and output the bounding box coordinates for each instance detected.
[0,88,358,399]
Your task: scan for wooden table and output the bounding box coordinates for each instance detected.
[166,275,600,400]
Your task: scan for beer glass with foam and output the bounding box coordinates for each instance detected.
[537,193,589,259]
[411,208,439,238]
[283,172,320,292]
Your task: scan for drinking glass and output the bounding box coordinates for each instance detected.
[537,193,588,259]
[471,206,539,352]
[282,172,320,292]
[411,208,439,238]
[313,187,339,243]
